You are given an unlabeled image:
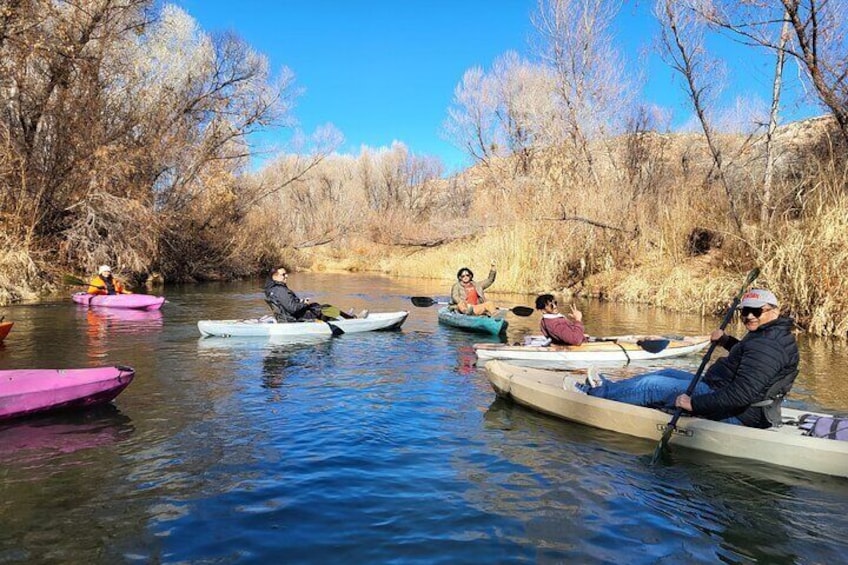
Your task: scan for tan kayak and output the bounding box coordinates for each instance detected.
[484,360,848,478]
[475,334,710,369]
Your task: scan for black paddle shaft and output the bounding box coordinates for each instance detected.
[652,268,759,462]
[409,296,533,317]
[679,269,759,401]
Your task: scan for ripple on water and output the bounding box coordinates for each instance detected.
[2,279,848,564]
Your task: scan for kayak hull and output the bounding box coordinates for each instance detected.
[437,307,507,335]
[475,334,710,369]
[0,366,135,421]
[0,321,12,342]
[485,360,848,478]
[197,311,409,337]
[72,292,165,311]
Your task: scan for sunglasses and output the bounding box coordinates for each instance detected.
[741,306,772,318]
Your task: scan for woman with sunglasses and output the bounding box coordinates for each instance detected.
[450,262,499,316]
[578,288,799,429]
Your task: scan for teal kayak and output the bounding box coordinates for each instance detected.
[437,307,507,335]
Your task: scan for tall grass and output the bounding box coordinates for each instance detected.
[758,167,848,336]
[0,234,44,304]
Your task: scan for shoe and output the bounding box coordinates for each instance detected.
[358,309,369,319]
[585,366,604,389]
[564,376,589,394]
[346,307,355,317]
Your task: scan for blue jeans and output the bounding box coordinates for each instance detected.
[587,368,742,425]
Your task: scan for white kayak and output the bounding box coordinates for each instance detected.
[475,334,710,369]
[197,311,409,338]
[484,360,848,478]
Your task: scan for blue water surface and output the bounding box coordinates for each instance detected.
[1,273,847,564]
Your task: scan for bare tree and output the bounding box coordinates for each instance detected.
[695,1,848,146]
[761,12,792,227]
[443,66,500,166]
[531,0,631,188]
[655,0,744,234]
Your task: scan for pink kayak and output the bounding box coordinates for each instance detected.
[72,292,165,310]
[0,366,135,421]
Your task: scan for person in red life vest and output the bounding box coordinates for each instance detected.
[535,294,587,345]
[88,265,132,295]
[449,263,499,316]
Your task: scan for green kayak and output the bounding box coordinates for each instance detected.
[437,307,507,335]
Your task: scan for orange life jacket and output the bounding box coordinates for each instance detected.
[88,275,126,295]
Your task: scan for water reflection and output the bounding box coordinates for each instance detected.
[0,405,134,465]
[77,306,164,332]
[196,334,331,353]
[0,276,846,564]
[481,397,848,563]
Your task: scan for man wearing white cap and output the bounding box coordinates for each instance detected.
[579,288,799,428]
[87,265,132,295]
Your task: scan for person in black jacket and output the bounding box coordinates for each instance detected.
[264,268,322,322]
[579,289,799,428]
[264,268,366,322]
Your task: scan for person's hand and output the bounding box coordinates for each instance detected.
[710,329,725,342]
[490,260,496,269]
[569,304,583,322]
[674,394,692,412]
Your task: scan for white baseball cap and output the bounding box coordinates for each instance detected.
[98,265,112,275]
[739,289,778,308]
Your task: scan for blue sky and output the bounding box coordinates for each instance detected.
[171,1,817,173]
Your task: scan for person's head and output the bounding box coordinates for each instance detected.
[456,267,474,282]
[271,267,289,283]
[535,293,558,313]
[738,288,780,330]
[98,265,113,278]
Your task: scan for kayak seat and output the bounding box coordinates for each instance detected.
[264,299,286,323]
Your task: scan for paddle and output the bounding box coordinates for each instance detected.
[64,274,103,289]
[588,336,670,354]
[410,296,534,317]
[319,304,357,319]
[650,267,760,464]
[325,321,344,336]
[63,273,134,291]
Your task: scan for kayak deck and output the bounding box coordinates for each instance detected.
[72,292,166,311]
[475,334,710,369]
[437,307,507,335]
[0,366,136,421]
[484,360,848,478]
[197,311,409,337]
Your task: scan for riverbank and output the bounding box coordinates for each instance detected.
[298,236,758,319]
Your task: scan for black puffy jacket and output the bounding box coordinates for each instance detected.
[263,277,313,322]
[691,316,799,428]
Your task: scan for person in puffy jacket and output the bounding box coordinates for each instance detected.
[449,263,499,316]
[580,289,799,428]
[88,265,132,295]
[264,268,323,323]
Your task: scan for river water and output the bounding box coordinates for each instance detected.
[1,273,847,563]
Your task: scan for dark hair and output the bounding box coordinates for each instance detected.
[456,267,473,279]
[535,293,555,310]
